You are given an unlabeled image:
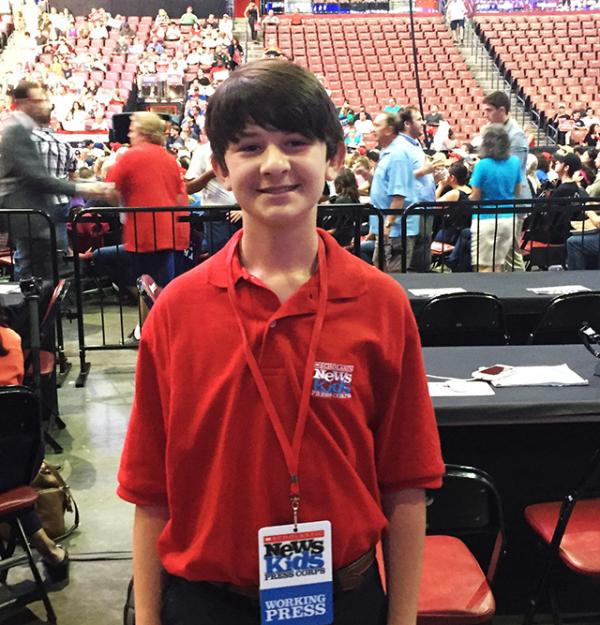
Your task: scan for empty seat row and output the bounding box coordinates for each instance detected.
[476,13,600,121]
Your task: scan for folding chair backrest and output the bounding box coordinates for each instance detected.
[0,386,41,493]
[426,464,506,581]
[137,274,163,310]
[529,291,600,345]
[418,292,507,347]
[40,279,68,342]
[550,447,600,548]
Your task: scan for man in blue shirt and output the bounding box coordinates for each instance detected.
[404,107,437,272]
[370,109,429,271]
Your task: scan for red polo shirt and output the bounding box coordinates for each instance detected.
[106,142,189,253]
[117,229,444,585]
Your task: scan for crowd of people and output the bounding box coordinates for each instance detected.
[552,103,600,147]
[2,7,600,621]
[0,5,599,288]
[136,10,238,102]
[1,6,127,129]
[2,78,599,286]
[0,6,240,134]
[335,91,600,273]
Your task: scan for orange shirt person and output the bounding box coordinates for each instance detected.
[0,323,24,386]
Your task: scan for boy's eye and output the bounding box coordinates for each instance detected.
[238,144,261,153]
[287,139,309,148]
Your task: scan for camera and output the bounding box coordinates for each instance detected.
[19,277,43,297]
[579,323,600,376]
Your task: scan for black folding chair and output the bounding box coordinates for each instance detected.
[528,291,600,345]
[523,447,600,625]
[0,385,57,623]
[417,292,507,347]
[23,279,69,453]
[418,464,506,625]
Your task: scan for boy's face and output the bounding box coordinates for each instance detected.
[213,124,344,227]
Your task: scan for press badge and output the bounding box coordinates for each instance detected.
[258,521,333,625]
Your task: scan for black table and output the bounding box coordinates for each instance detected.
[393,270,600,316]
[424,344,600,426]
[422,343,600,613]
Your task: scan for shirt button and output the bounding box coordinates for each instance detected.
[269,320,277,329]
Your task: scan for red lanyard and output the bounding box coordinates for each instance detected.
[226,236,328,528]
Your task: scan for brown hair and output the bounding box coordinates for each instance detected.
[205,59,343,170]
[334,168,360,203]
[483,91,511,114]
[12,80,41,101]
[398,106,419,133]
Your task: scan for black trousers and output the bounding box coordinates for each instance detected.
[161,563,388,625]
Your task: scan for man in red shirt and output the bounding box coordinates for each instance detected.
[118,61,444,625]
[92,112,190,295]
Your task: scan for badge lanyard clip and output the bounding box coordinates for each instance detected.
[226,235,328,528]
[290,473,300,531]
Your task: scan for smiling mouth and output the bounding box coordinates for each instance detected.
[258,185,300,194]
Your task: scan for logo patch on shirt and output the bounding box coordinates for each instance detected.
[312,362,354,399]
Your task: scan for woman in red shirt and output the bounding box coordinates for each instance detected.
[92,112,190,296]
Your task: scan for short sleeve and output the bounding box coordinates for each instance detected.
[373,288,445,492]
[387,152,412,198]
[185,143,210,180]
[117,309,169,507]
[470,159,484,188]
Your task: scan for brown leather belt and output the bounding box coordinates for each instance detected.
[213,548,376,600]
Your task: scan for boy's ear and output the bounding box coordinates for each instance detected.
[325,141,347,181]
[211,155,232,190]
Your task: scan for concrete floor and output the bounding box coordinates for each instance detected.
[1,301,137,625]
[0,300,577,625]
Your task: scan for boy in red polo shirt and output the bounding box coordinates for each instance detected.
[118,60,444,625]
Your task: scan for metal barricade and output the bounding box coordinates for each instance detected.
[395,196,600,274]
[71,205,198,386]
[0,208,70,383]
[69,198,600,384]
[70,203,371,386]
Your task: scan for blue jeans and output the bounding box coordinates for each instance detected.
[566,233,600,270]
[360,239,375,264]
[45,202,70,252]
[92,245,186,289]
[14,237,53,281]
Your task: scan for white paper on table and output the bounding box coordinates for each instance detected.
[526,285,591,295]
[409,287,466,297]
[428,381,496,397]
[0,284,20,294]
[480,364,588,388]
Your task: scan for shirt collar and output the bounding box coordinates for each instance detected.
[207,228,367,300]
[398,132,421,147]
[12,110,36,131]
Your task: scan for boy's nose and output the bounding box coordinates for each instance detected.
[260,144,291,176]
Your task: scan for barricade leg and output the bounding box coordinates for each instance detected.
[71,234,91,387]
